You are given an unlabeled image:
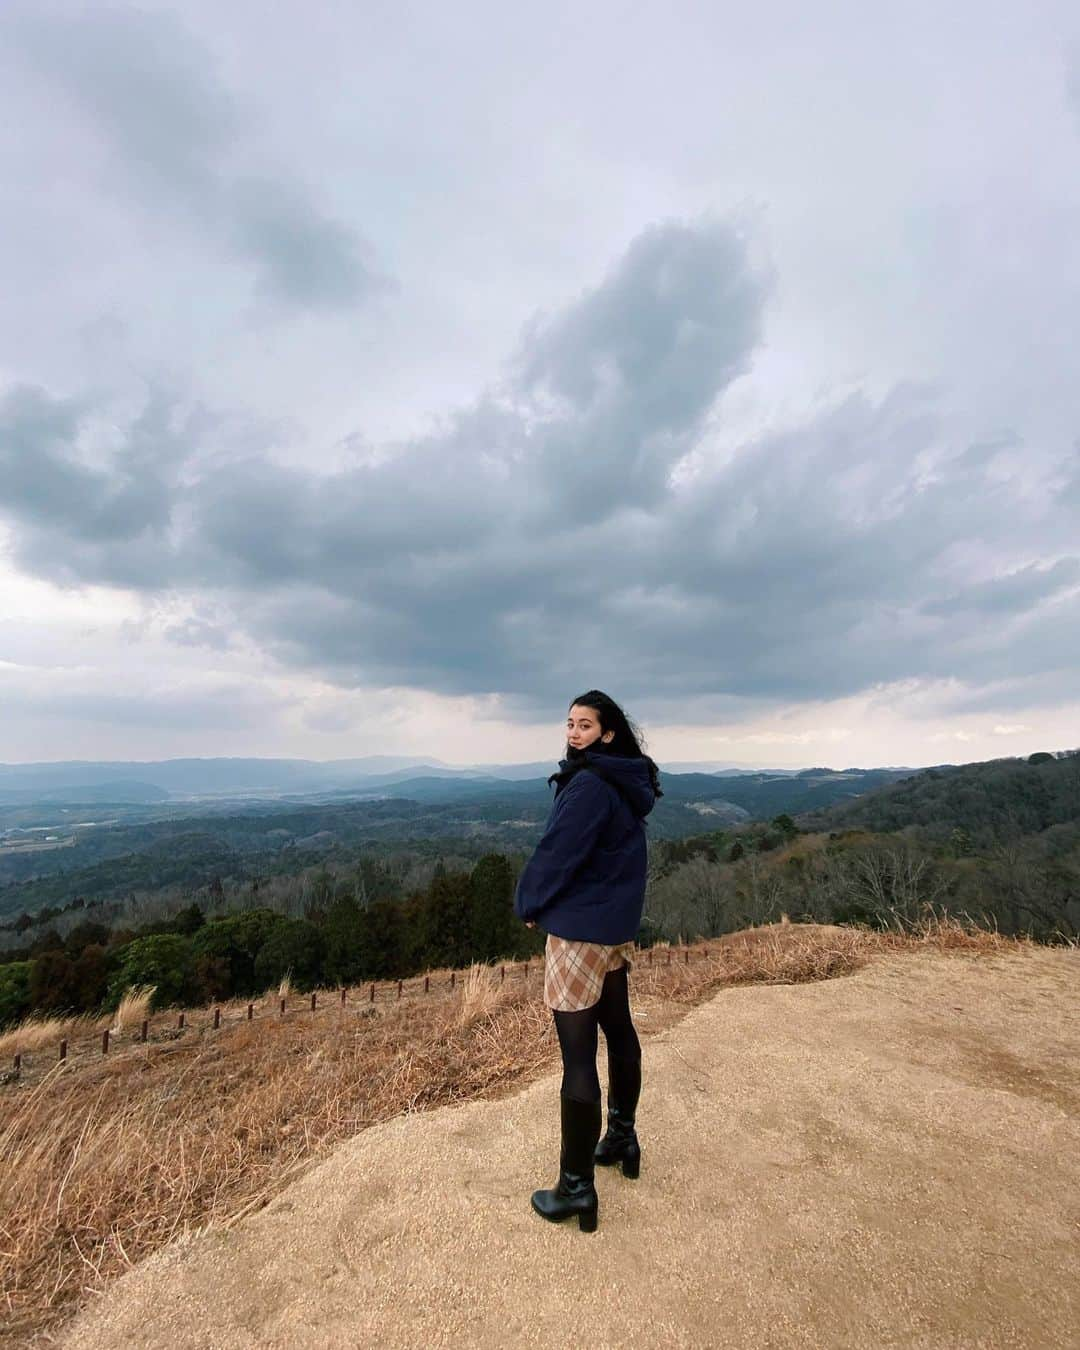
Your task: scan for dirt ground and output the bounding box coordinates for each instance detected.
[55,944,1079,1350]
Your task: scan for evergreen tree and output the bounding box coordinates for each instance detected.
[71,943,110,1011]
[323,892,367,985]
[417,867,472,969]
[0,961,32,1030]
[253,919,326,992]
[28,949,80,1014]
[399,890,430,971]
[356,898,408,979]
[468,854,517,961]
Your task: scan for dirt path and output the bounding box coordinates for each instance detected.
[57,945,1080,1350]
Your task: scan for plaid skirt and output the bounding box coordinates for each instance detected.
[543,933,636,1012]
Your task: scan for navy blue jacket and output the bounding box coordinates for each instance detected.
[513,749,657,944]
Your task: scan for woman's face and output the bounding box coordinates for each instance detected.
[566,704,613,750]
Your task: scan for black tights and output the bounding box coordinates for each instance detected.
[553,963,641,1104]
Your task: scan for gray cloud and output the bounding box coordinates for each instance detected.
[922,558,1080,618]
[2,215,1078,724]
[510,219,769,522]
[9,5,388,311]
[159,616,235,652]
[0,383,192,588]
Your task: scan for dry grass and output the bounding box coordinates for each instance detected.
[0,913,1054,1347]
[108,986,156,1038]
[457,962,512,1029]
[0,1008,115,1061]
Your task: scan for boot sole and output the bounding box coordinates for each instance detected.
[530,1195,598,1232]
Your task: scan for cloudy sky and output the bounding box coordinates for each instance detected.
[1,1,1079,771]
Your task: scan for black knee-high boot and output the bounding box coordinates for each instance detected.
[594,1052,641,1178]
[530,1093,602,1232]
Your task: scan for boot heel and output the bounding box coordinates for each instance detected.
[578,1203,598,1232]
[621,1146,641,1179]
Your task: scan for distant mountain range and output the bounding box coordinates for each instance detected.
[0,756,468,801]
[0,755,921,804]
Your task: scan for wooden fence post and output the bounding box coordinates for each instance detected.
[59,1039,67,1062]
[102,1027,109,1055]
[214,1008,221,1029]
[141,1019,148,1042]
[247,1003,254,1020]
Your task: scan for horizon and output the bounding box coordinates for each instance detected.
[3,747,1073,776]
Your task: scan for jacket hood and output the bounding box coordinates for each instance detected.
[571,747,657,819]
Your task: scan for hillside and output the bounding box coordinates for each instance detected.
[798,750,1080,844]
[51,935,1079,1350]
[660,764,920,818]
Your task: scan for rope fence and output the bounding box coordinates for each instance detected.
[4,943,710,1081]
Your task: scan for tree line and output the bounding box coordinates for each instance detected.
[0,854,544,1030]
[644,814,1080,947]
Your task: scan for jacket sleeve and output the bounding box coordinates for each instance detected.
[513,772,614,923]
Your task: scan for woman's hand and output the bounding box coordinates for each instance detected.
[525,921,535,929]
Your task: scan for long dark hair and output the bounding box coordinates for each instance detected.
[555,689,664,800]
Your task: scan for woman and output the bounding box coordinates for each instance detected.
[513,690,662,1233]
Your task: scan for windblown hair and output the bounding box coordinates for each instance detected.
[559,689,664,800]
